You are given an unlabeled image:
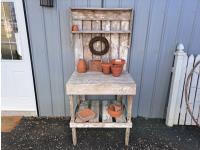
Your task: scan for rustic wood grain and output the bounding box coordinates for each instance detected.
[66,72,136,95]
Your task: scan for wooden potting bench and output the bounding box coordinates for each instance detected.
[66,8,136,145]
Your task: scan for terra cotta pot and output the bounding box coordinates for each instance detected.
[77,59,87,73]
[111,65,123,77]
[72,25,79,31]
[77,108,96,122]
[107,104,123,118]
[101,63,111,74]
[111,59,125,67]
[89,60,102,72]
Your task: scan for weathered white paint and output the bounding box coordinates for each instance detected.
[166,44,200,126]
[1,0,37,115]
[179,55,195,125]
[66,71,136,95]
[173,54,188,125]
[166,44,187,127]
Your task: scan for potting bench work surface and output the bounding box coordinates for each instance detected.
[66,71,136,95]
[66,71,136,145]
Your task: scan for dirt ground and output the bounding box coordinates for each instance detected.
[1,117,200,150]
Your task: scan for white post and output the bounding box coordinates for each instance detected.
[166,44,187,127]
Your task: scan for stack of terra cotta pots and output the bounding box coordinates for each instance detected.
[77,58,125,77]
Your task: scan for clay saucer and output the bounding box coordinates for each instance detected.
[77,108,96,122]
[107,104,123,118]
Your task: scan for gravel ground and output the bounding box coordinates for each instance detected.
[2,117,200,150]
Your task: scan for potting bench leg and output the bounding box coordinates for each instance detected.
[125,95,133,145]
[69,95,77,145]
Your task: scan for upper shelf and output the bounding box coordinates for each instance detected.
[72,30,131,34]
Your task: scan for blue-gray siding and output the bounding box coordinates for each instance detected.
[24,0,200,118]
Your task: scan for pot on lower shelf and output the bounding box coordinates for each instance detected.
[77,108,96,122]
[107,104,123,118]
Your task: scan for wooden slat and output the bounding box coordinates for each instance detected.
[185,55,200,125]
[70,122,132,128]
[166,50,187,127]
[192,55,200,125]
[73,20,83,69]
[101,21,111,62]
[92,20,101,60]
[120,21,129,70]
[72,30,131,34]
[192,77,200,125]
[82,21,92,65]
[71,8,132,11]
[71,10,131,21]
[173,54,188,125]
[89,100,100,122]
[75,100,89,122]
[111,21,120,59]
[102,101,112,122]
[179,55,195,125]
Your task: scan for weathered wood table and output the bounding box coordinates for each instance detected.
[66,71,136,145]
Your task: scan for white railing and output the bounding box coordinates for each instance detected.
[166,44,200,127]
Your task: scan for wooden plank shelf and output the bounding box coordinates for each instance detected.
[72,30,131,34]
[71,8,133,11]
[71,100,131,128]
[72,19,131,21]
[70,122,132,128]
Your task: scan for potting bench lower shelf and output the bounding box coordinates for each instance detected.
[66,71,136,146]
[70,100,132,128]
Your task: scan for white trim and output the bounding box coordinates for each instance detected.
[1,0,37,115]
[2,111,37,116]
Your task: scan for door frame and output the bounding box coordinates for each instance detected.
[1,0,38,116]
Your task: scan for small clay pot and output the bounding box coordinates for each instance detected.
[111,65,123,77]
[111,59,125,67]
[107,104,123,118]
[77,59,87,73]
[89,60,102,72]
[72,25,79,31]
[101,63,111,74]
[113,103,122,112]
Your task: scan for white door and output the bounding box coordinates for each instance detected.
[1,0,37,116]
